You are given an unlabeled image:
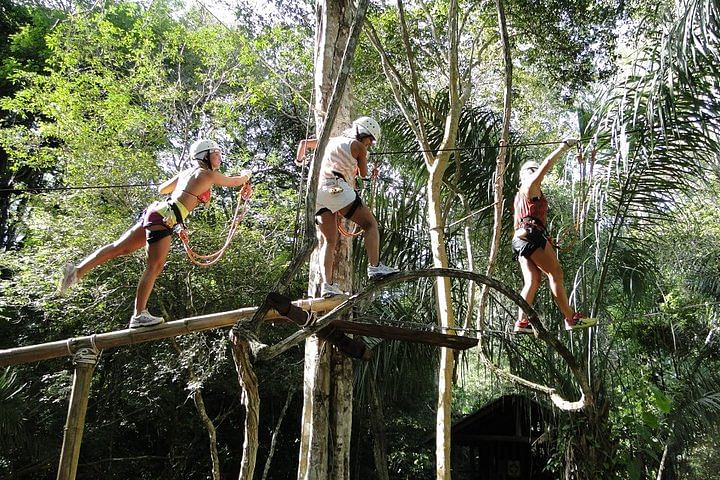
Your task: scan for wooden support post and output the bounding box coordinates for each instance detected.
[57,345,100,480]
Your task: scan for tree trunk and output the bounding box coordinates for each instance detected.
[367,374,390,480]
[428,166,456,480]
[229,328,259,480]
[299,2,368,477]
[298,337,331,479]
[262,389,295,480]
[475,0,512,332]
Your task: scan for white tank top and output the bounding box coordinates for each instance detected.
[321,136,358,188]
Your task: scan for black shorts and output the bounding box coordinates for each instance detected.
[512,227,548,259]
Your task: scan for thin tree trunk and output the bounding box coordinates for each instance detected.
[428,173,456,480]
[229,327,259,480]
[171,340,221,480]
[191,389,221,480]
[475,0,512,332]
[656,442,669,480]
[262,389,295,480]
[367,374,390,480]
[365,0,470,475]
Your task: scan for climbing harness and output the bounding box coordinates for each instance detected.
[337,163,379,237]
[178,182,253,267]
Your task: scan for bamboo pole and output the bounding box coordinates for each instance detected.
[0,297,344,367]
[57,346,100,480]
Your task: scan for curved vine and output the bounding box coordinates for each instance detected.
[254,267,594,410]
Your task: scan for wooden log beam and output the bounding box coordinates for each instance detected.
[330,320,477,350]
[0,297,345,367]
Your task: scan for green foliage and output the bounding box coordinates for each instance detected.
[508,0,623,96]
[2,0,720,478]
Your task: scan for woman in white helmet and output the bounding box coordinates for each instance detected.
[58,139,251,328]
[512,138,596,333]
[296,116,398,297]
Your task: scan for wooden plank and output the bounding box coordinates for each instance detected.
[0,297,345,367]
[329,320,477,350]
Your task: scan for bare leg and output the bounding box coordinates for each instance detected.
[528,242,574,320]
[316,211,338,284]
[76,223,146,280]
[517,256,541,323]
[134,231,172,315]
[341,204,379,266]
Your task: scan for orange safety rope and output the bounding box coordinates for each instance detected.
[178,182,253,267]
[337,163,379,237]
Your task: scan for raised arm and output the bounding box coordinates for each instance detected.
[296,138,318,165]
[527,138,577,190]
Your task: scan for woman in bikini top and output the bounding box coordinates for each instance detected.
[58,139,251,329]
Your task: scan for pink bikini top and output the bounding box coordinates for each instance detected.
[183,189,211,203]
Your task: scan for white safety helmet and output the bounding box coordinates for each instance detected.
[352,116,381,144]
[190,139,221,161]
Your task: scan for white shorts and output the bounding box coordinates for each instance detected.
[316,177,358,214]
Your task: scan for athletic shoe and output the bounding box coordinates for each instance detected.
[564,313,597,331]
[129,310,165,328]
[321,282,343,298]
[58,262,78,295]
[367,262,399,280]
[514,318,534,334]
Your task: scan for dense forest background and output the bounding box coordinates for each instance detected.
[1,0,719,478]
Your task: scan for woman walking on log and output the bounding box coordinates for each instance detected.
[512,138,597,334]
[58,139,251,328]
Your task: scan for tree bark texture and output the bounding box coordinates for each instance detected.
[476,0,513,332]
[299,1,368,478]
[229,329,259,480]
[367,374,390,480]
[297,336,331,480]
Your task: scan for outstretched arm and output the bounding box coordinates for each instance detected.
[211,169,252,188]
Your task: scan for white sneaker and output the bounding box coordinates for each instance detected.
[320,282,343,298]
[58,262,78,295]
[129,310,165,328]
[367,262,399,280]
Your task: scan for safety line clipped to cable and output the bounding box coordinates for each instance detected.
[178,182,253,267]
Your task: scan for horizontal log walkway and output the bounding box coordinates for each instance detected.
[0,292,478,367]
[0,297,344,367]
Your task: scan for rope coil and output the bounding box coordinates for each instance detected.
[178,182,253,267]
